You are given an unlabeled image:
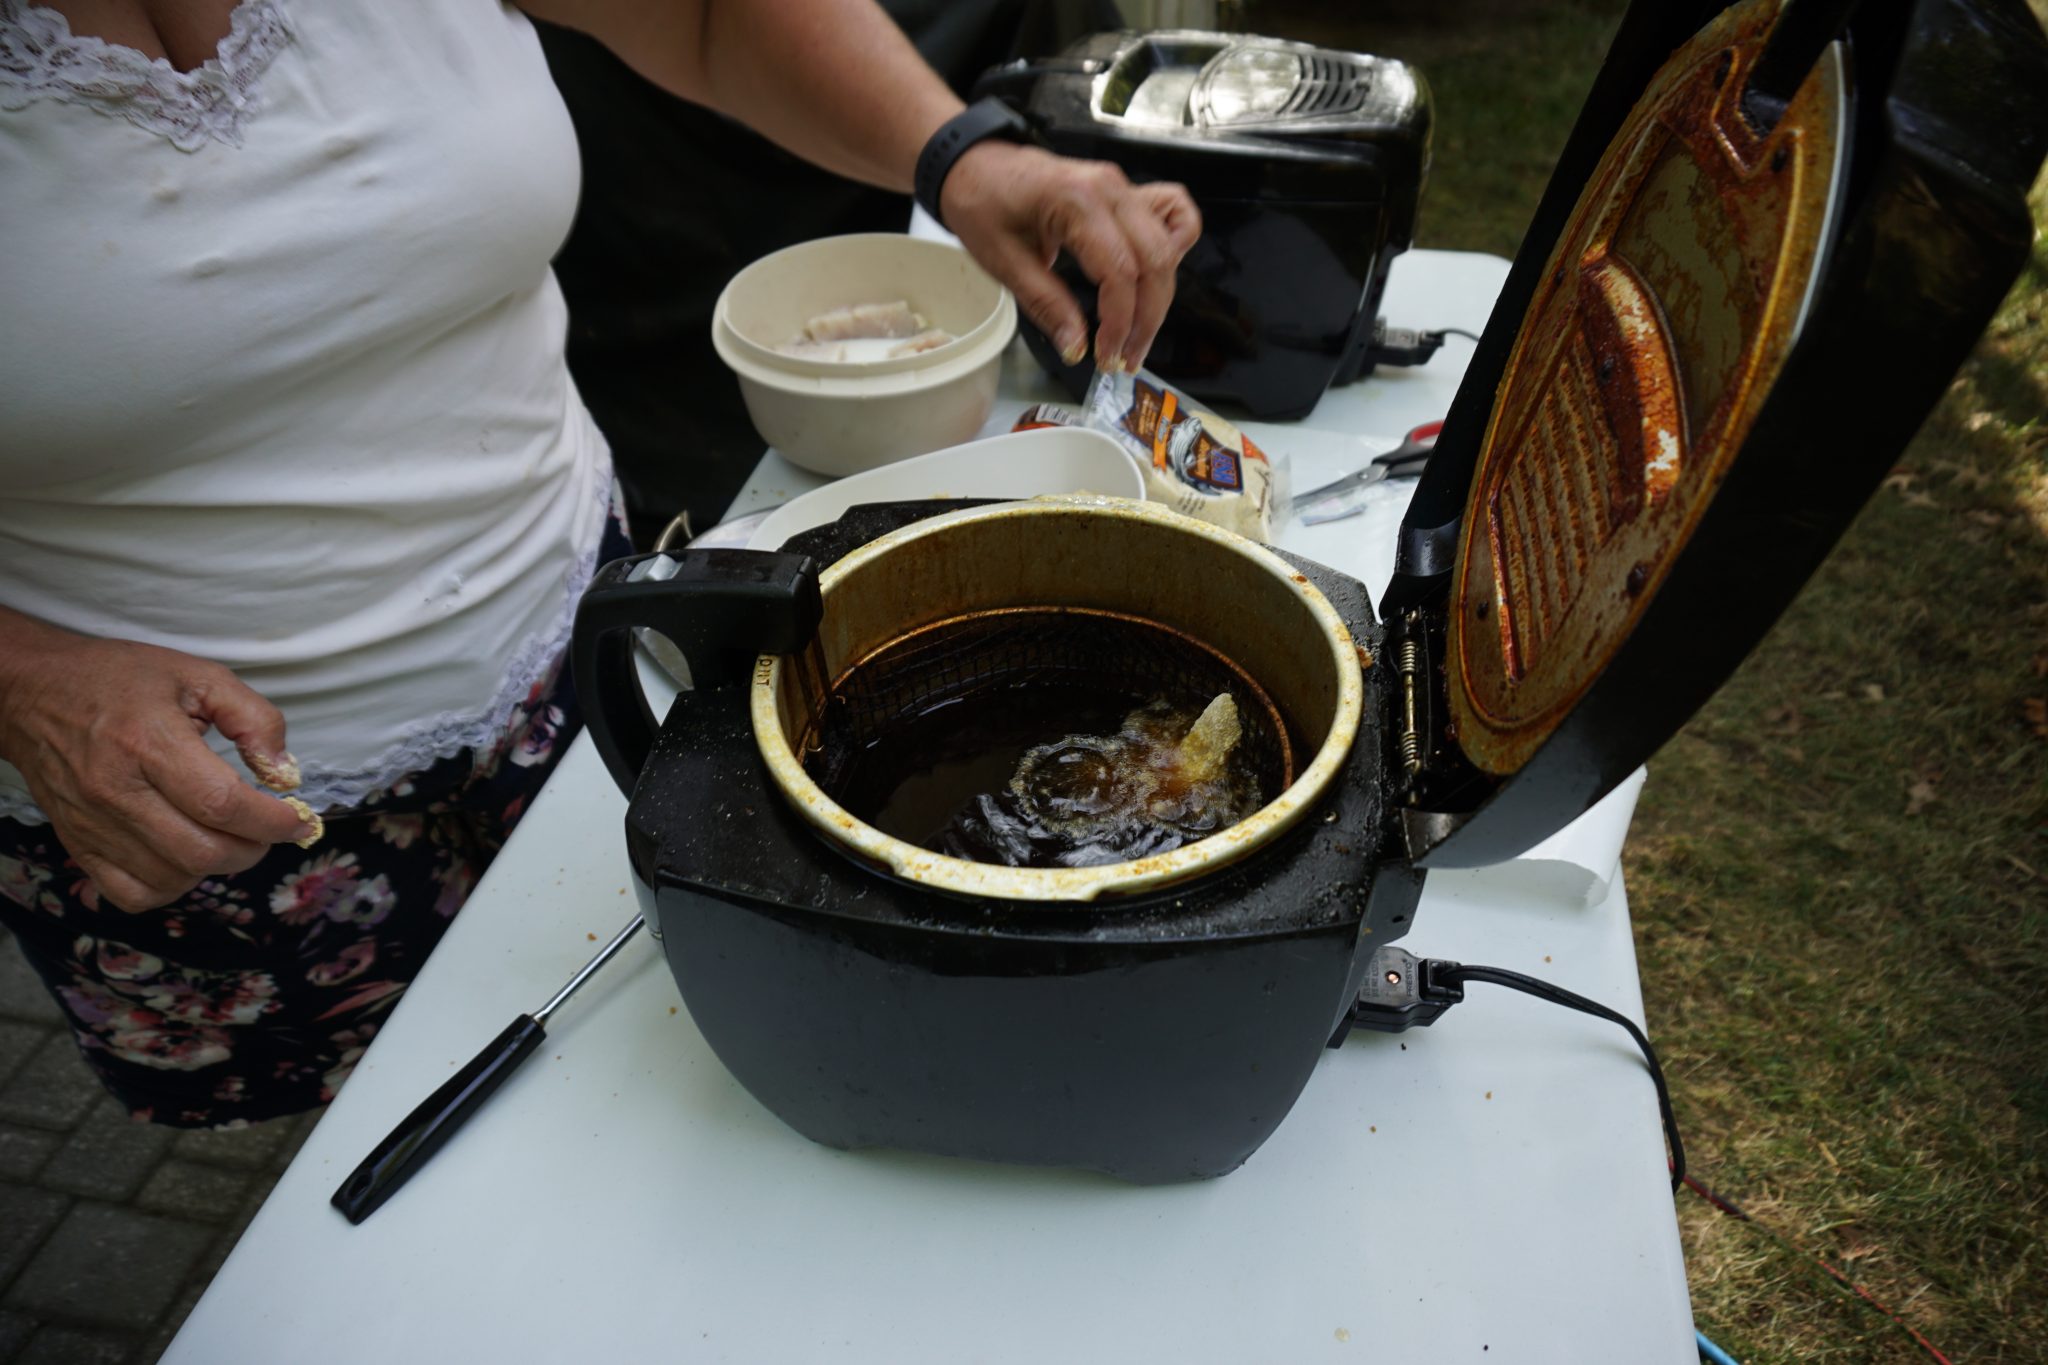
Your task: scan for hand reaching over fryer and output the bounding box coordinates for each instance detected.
[940,143,1200,378]
[0,612,322,912]
[521,0,1200,375]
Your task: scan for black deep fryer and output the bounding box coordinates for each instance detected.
[571,0,2048,1183]
[974,30,1432,420]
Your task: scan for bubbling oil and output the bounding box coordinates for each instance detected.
[827,687,1265,869]
[806,608,1286,871]
[939,692,1261,868]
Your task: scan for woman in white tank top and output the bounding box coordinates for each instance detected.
[0,0,1198,1124]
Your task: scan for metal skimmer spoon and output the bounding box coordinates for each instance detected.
[330,914,646,1224]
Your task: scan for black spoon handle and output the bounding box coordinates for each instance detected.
[329,1013,547,1225]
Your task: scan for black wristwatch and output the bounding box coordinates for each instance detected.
[914,97,1034,231]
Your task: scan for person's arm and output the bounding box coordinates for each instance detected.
[0,606,314,911]
[519,0,1200,374]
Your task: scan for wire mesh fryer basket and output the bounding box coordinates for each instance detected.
[799,606,1296,828]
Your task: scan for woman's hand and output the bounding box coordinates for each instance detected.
[527,1,1201,371]
[940,143,1201,376]
[0,617,316,911]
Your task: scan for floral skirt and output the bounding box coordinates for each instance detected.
[0,531,633,1129]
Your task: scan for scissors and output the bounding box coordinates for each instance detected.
[1291,420,1443,525]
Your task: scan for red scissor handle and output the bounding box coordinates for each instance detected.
[1371,419,1447,475]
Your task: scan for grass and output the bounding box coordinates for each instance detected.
[1244,1,2048,1359]
[1634,165,2048,1365]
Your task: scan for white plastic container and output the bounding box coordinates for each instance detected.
[711,234,1017,477]
[637,428,1146,692]
[742,427,1145,550]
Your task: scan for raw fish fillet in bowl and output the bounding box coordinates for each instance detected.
[712,234,1017,477]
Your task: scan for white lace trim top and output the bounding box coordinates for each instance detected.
[0,0,291,150]
[0,0,615,823]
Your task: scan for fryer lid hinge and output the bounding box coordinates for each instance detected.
[1391,607,1433,798]
[1396,632,1423,779]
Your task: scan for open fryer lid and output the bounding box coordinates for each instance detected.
[1381,0,2048,869]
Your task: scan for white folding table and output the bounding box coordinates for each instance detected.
[166,249,1695,1364]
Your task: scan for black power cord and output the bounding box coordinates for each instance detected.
[1332,945,1685,1192]
[1446,964,1685,1192]
[1365,323,1487,368]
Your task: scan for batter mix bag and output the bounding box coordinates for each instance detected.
[1014,369,1282,542]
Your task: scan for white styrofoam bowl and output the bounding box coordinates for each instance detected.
[636,428,1144,693]
[711,234,1017,478]
[743,427,1147,551]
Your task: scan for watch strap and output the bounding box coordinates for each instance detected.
[914,97,1033,230]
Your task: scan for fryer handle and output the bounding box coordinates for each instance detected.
[571,549,822,797]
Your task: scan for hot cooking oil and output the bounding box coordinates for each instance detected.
[823,688,1265,869]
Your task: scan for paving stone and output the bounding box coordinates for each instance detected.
[5,1204,210,1332]
[169,1117,293,1172]
[0,1186,68,1289]
[0,1019,46,1088]
[38,1099,174,1202]
[134,1161,250,1225]
[16,1324,131,1365]
[185,1176,278,1290]
[0,1308,34,1358]
[0,1034,101,1131]
[0,934,64,1027]
[183,1227,237,1299]
[0,1121,61,1180]
[131,1280,204,1365]
[267,1107,325,1173]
